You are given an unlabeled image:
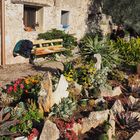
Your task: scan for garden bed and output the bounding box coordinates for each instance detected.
[1,36,140,140]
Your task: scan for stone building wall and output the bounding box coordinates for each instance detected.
[3,0,89,64]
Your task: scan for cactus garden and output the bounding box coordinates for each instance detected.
[1,34,140,140]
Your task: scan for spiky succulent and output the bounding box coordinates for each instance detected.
[49,97,77,120]
[115,111,140,132]
[0,107,19,136]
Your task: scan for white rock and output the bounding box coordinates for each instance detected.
[52,75,69,105]
[39,120,60,140]
[112,86,122,96]
[14,137,28,140]
[111,100,124,113]
[129,96,139,104]
[94,53,102,70]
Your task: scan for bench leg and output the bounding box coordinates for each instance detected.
[29,54,35,64]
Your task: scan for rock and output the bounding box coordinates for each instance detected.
[38,72,53,112]
[111,100,124,113]
[81,110,109,134]
[72,123,82,135]
[107,111,115,140]
[129,96,139,104]
[94,97,106,104]
[130,131,140,140]
[112,86,122,96]
[94,53,102,70]
[39,120,60,140]
[100,87,112,97]
[70,82,82,95]
[72,110,109,135]
[100,86,122,97]
[15,137,28,140]
[52,75,69,105]
[38,74,69,112]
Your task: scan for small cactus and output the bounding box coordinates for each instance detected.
[50,97,77,120]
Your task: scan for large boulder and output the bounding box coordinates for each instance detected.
[38,74,69,112]
[73,110,109,135]
[100,86,122,97]
[39,120,60,140]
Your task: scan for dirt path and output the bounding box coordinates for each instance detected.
[0,61,64,86]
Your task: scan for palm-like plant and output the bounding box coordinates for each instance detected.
[80,36,122,70]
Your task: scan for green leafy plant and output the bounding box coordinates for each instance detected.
[108,69,126,82]
[112,38,140,65]
[94,101,108,111]
[38,29,77,57]
[115,111,140,132]
[98,133,109,140]
[64,61,96,88]
[10,103,42,135]
[80,36,121,69]
[49,97,77,120]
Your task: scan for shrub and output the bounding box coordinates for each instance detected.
[112,38,140,65]
[38,29,77,48]
[64,61,96,88]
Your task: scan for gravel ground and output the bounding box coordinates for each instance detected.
[0,61,64,86]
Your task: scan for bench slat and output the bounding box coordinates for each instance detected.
[33,39,63,45]
[32,45,65,55]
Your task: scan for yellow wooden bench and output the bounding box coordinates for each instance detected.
[31,39,66,56]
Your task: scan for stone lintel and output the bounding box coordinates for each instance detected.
[11,0,52,7]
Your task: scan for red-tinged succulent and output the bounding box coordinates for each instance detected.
[28,128,39,140]
[55,118,78,140]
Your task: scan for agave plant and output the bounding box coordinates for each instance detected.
[130,100,140,112]
[49,97,77,120]
[115,111,140,132]
[122,99,140,112]
[80,36,122,70]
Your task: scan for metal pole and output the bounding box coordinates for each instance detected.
[1,0,6,65]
